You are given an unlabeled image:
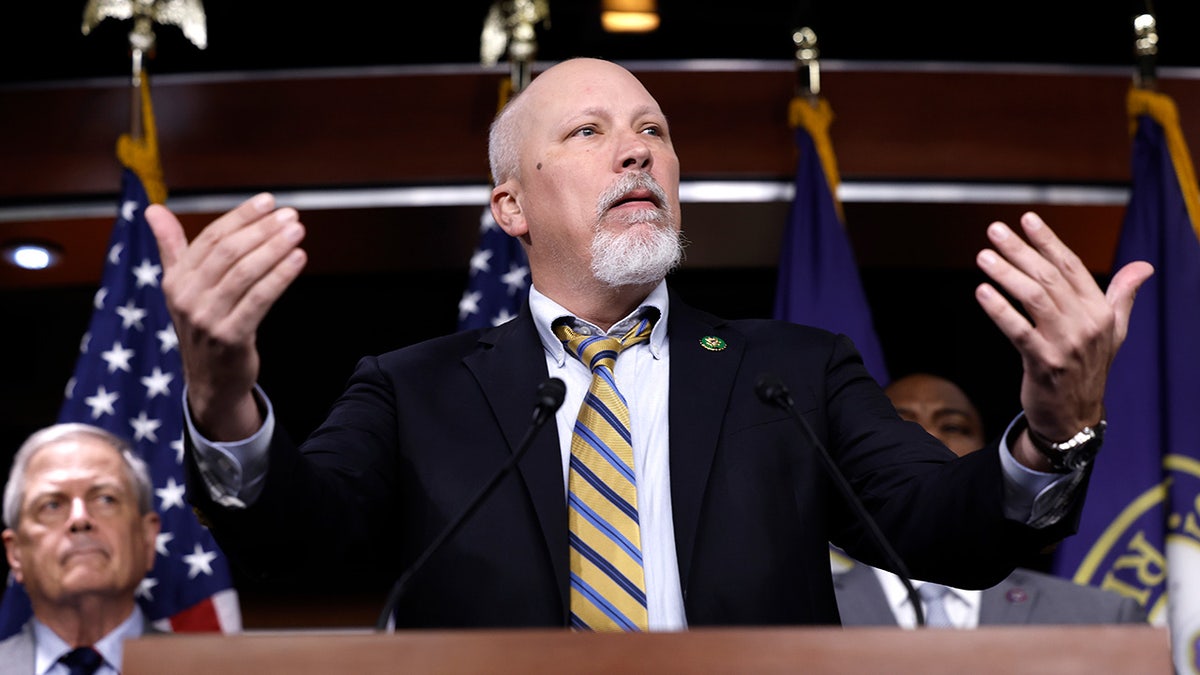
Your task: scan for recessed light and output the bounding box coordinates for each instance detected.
[2,242,62,270]
[601,0,660,33]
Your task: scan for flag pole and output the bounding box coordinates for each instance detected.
[788,27,842,223]
[117,18,167,206]
[1133,12,1157,92]
[793,26,821,105]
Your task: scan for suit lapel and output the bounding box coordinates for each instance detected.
[980,572,1038,624]
[463,307,569,614]
[667,294,742,590]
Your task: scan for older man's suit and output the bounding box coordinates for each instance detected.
[833,560,1147,625]
[187,290,1085,628]
[0,623,33,675]
[0,618,163,675]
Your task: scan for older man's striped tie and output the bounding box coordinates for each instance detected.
[554,314,655,631]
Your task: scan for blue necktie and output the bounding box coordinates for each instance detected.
[60,646,103,675]
[554,314,655,631]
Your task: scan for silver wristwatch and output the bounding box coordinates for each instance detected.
[1026,420,1107,471]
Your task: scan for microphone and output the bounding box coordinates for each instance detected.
[754,373,928,628]
[374,377,567,631]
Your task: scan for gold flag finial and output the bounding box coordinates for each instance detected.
[83,0,208,51]
[82,0,206,90]
[480,0,550,93]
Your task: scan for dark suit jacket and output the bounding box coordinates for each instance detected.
[833,559,1148,625]
[187,289,1084,628]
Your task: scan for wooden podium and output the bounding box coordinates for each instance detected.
[124,625,1171,674]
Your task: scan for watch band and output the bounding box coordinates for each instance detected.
[1026,419,1107,472]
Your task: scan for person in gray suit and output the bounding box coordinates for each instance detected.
[0,424,161,674]
[833,373,1148,628]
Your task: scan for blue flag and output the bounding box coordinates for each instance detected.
[0,79,240,637]
[1050,87,1200,675]
[774,96,889,386]
[457,208,529,330]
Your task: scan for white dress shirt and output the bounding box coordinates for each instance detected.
[872,566,982,629]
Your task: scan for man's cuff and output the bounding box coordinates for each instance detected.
[182,383,274,508]
[998,412,1086,527]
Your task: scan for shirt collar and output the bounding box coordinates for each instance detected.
[530,280,670,366]
[33,604,144,675]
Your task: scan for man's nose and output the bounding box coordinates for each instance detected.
[619,135,653,171]
[67,497,93,531]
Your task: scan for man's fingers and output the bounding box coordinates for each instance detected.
[231,248,308,333]
[181,207,306,338]
[1014,212,1095,297]
[216,218,308,334]
[974,280,1041,354]
[145,204,186,270]
[189,192,277,255]
[1106,260,1156,346]
[145,192,277,274]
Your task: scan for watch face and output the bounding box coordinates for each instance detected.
[1060,423,1106,471]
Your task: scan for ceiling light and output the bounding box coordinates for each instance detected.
[601,0,660,33]
[3,242,62,270]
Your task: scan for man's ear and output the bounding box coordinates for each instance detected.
[491,182,527,237]
[3,528,24,584]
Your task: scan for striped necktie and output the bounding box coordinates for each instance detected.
[554,313,655,631]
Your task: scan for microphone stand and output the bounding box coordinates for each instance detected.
[755,373,926,627]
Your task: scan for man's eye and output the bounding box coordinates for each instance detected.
[92,494,121,510]
[32,498,67,524]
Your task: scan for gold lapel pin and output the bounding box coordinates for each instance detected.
[700,336,727,351]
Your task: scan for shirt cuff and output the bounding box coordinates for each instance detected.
[182,383,274,508]
[998,412,1085,526]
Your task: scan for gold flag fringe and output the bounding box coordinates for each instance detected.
[1128,87,1200,239]
[789,95,844,224]
[116,74,167,205]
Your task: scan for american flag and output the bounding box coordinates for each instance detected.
[0,167,241,637]
[457,208,530,330]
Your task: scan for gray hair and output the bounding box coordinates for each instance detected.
[487,90,528,186]
[3,423,154,528]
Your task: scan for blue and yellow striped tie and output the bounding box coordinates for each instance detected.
[554,315,655,631]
